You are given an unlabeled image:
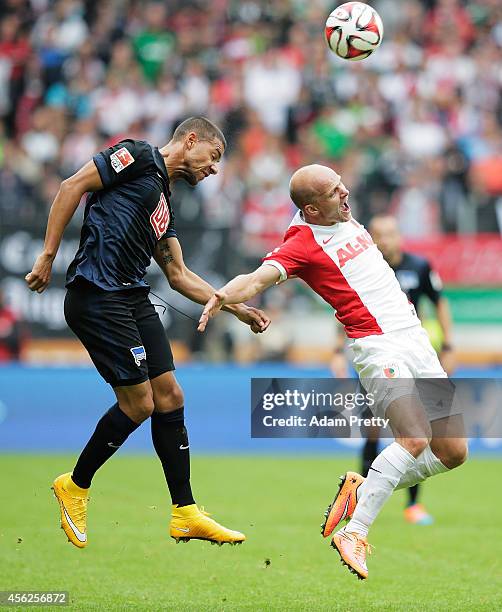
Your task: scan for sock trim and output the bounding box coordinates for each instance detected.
[382,442,417,475]
[107,403,140,433]
[151,406,184,425]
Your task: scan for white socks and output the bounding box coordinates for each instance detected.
[346,443,450,538]
[395,445,449,490]
[346,442,416,537]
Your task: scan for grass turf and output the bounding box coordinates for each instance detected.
[0,455,500,611]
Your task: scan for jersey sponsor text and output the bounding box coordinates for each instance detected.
[150,193,171,240]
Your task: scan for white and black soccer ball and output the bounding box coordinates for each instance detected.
[325,2,384,61]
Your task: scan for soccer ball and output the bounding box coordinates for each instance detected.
[325,2,384,61]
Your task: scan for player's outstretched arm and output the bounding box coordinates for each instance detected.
[25,161,103,293]
[198,265,281,332]
[155,237,271,333]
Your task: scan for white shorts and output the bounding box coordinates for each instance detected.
[350,324,446,380]
[350,325,452,421]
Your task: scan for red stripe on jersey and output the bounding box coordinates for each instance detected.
[298,227,383,338]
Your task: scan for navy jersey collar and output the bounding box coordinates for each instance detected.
[152,146,171,196]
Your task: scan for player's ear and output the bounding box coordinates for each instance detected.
[304,203,318,217]
[185,132,197,150]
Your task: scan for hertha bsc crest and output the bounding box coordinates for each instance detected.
[130,346,147,367]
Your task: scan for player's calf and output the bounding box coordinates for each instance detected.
[430,437,468,470]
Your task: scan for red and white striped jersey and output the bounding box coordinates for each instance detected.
[262,211,420,339]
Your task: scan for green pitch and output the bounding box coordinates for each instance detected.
[0,455,500,611]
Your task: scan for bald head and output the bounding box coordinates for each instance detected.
[288,164,351,225]
[289,164,340,209]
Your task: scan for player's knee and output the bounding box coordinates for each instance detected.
[135,397,155,420]
[118,388,155,422]
[154,383,184,413]
[401,436,429,458]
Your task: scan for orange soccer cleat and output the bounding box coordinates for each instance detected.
[331,527,372,580]
[321,471,365,538]
[404,503,434,525]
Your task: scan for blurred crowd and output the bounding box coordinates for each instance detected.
[1,0,502,360]
[0,0,501,244]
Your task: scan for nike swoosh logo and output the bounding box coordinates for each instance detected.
[179,445,189,450]
[62,504,87,542]
[108,442,121,448]
[339,497,351,523]
[369,467,382,474]
[323,235,335,245]
[173,526,190,533]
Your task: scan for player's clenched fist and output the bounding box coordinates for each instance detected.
[25,252,54,293]
[236,305,271,334]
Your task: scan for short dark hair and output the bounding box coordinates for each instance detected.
[368,213,398,228]
[172,116,226,149]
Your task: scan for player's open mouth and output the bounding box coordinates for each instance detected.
[340,201,350,213]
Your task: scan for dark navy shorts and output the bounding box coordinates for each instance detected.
[64,278,174,387]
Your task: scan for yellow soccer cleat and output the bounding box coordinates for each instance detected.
[331,527,372,580]
[170,504,246,546]
[321,471,365,538]
[52,472,89,549]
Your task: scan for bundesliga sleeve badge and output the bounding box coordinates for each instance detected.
[110,147,135,173]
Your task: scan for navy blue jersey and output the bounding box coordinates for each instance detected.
[392,252,442,308]
[66,139,176,291]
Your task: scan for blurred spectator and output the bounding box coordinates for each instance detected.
[62,37,105,88]
[21,106,60,163]
[247,290,293,362]
[242,176,293,257]
[0,289,24,362]
[427,0,475,50]
[60,117,98,175]
[133,2,174,83]
[244,48,301,134]
[144,76,184,143]
[0,0,500,238]
[438,141,470,232]
[0,13,31,135]
[92,71,143,137]
[392,164,441,237]
[180,59,210,115]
